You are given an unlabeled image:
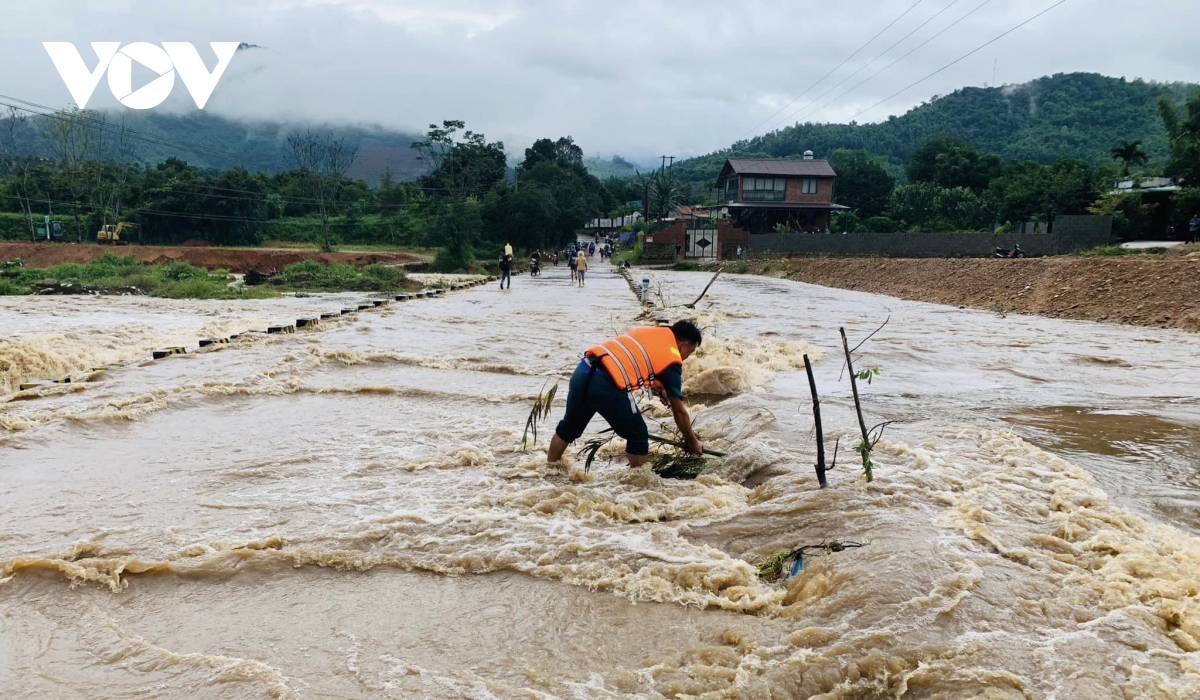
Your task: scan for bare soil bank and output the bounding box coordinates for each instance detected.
[740,246,1200,332]
[0,243,426,274]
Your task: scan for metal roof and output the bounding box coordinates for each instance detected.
[721,158,837,178]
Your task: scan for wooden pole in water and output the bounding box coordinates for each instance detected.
[803,354,828,488]
[685,267,723,309]
[840,327,873,482]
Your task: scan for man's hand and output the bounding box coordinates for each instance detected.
[668,395,703,456]
[655,386,670,407]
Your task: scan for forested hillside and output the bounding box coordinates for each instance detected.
[1,110,427,185]
[673,73,1197,183]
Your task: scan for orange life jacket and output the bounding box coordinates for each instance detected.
[586,326,682,393]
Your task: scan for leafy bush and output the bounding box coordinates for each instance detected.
[431,247,474,273]
[864,216,902,233]
[362,264,402,284]
[275,260,409,291]
[0,278,30,295]
[163,261,209,281]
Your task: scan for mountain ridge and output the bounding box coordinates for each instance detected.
[671,72,1198,183]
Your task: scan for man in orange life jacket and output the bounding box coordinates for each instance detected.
[548,320,704,467]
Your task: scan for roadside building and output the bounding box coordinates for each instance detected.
[715,152,849,233]
[585,212,642,236]
[1110,177,1184,239]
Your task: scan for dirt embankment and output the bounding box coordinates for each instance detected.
[0,243,426,274]
[742,246,1200,332]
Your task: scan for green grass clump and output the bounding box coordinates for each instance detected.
[0,278,30,295]
[274,260,409,292]
[0,254,277,299]
[672,260,700,272]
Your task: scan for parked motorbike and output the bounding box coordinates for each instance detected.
[995,246,1026,259]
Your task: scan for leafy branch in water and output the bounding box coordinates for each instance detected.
[521,381,558,451]
[579,432,616,473]
[756,541,866,581]
[856,367,881,384]
[577,430,727,478]
[854,440,874,482]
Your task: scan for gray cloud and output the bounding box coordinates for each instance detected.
[3,0,1198,163]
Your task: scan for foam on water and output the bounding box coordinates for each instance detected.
[3,265,1200,697]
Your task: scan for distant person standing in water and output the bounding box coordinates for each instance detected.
[568,251,578,282]
[498,252,513,289]
[575,250,588,286]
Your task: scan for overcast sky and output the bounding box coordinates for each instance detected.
[3,0,1198,164]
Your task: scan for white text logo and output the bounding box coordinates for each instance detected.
[43,42,239,110]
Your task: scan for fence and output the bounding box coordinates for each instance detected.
[748,215,1112,258]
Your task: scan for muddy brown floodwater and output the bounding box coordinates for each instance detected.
[2,262,1199,699]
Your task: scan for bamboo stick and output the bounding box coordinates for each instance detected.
[803,354,828,488]
[840,327,873,482]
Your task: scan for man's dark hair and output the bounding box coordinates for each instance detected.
[671,320,702,347]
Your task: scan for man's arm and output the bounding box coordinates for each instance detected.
[668,396,703,455]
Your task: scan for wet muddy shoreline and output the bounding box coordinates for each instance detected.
[730,249,1200,332]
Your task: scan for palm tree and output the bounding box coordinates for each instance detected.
[1110,140,1148,177]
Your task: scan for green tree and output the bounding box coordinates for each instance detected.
[429,197,483,272]
[831,149,895,217]
[521,136,586,172]
[414,121,507,195]
[41,106,104,242]
[906,137,1002,193]
[888,182,991,231]
[485,184,560,251]
[1089,192,1157,240]
[285,130,359,252]
[1110,140,1148,177]
[1158,90,1200,186]
[1,106,39,240]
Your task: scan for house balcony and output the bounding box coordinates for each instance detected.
[740,190,786,202]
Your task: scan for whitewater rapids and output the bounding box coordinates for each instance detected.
[1,264,1199,699]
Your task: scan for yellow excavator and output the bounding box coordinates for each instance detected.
[96,222,138,245]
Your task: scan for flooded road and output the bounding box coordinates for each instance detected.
[2,262,1199,698]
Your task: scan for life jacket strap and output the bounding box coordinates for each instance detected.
[620,334,657,385]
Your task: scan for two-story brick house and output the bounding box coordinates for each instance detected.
[716,153,848,233]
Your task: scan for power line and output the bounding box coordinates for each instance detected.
[737,0,926,142]
[850,0,1069,121]
[763,0,970,132]
[0,94,246,162]
[789,0,995,126]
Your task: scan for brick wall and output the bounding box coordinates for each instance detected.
[784,177,834,204]
[647,219,751,261]
[748,215,1112,258]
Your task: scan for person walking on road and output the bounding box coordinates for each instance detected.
[498,252,513,289]
[1189,214,1200,244]
[547,321,705,468]
[575,250,588,287]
